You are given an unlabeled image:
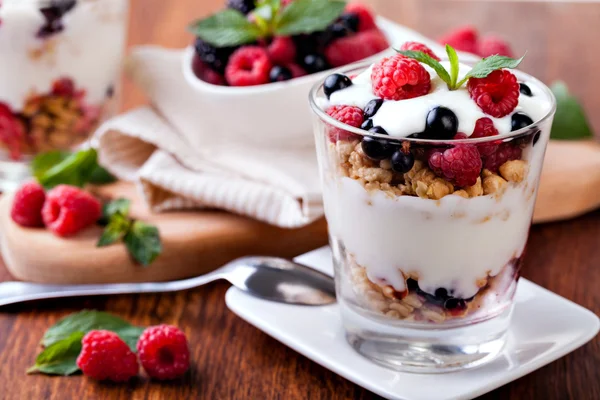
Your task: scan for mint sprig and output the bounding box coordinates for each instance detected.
[397,45,525,90]
[188,0,345,48]
[28,311,145,376]
[97,198,162,266]
[550,81,593,140]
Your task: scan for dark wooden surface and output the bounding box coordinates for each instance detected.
[1,1,599,399]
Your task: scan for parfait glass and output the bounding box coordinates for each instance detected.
[309,61,556,372]
[0,0,129,189]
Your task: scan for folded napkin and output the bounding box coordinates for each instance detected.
[95,47,324,228]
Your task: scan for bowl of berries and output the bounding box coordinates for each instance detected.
[182,0,394,149]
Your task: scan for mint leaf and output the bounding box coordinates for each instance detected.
[446,44,460,88]
[88,165,116,185]
[28,331,84,376]
[188,9,262,47]
[42,310,144,352]
[97,212,131,247]
[102,198,131,221]
[456,54,525,88]
[34,148,104,189]
[124,221,162,266]
[31,151,70,181]
[397,49,451,86]
[550,81,593,140]
[274,0,346,36]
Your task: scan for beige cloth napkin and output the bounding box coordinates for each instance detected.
[95,47,323,228]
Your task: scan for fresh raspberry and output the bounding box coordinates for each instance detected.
[454,132,468,139]
[428,145,482,187]
[371,54,431,100]
[467,69,519,118]
[326,105,363,142]
[344,2,378,31]
[286,63,306,78]
[41,185,102,237]
[400,41,440,61]
[225,46,272,87]
[438,26,478,54]
[0,102,25,161]
[137,325,190,380]
[478,35,513,58]
[191,54,226,86]
[76,330,139,382]
[10,181,46,228]
[325,29,389,67]
[267,36,296,65]
[51,77,75,97]
[471,117,500,156]
[482,142,522,172]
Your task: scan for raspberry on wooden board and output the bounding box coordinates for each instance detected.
[76,330,138,382]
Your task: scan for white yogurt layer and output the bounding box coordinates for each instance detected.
[328,62,552,138]
[0,0,128,110]
[323,122,549,300]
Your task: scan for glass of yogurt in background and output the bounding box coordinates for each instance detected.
[309,47,556,372]
[0,0,129,188]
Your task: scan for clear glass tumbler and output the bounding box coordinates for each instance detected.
[309,62,556,372]
[0,0,129,189]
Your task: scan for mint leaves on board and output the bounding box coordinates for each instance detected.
[397,44,525,91]
[98,198,162,266]
[31,148,116,189]
[188,0,346,47]
[28,311,145,376]
[550,81,593,140]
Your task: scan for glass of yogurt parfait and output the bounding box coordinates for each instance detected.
[309,42,556,372]
[0,0,129,189]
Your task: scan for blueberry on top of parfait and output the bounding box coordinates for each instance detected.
[364,99,384,119]
[519,83,533,96]
[511,112,534,131]
[422,106,458,140]
[324,73,353,99]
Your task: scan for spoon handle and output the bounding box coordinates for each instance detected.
[0,269,226,307]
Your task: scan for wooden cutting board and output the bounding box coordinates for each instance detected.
[0,140,598,285]
[0,182,328,284]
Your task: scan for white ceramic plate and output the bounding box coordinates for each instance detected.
[226,247,599,400]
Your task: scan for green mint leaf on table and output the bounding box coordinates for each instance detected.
[550,81,593,140]
[396,49,452,87]
[27,331,84,376]
[31,150,70,181]
[274,0,346,36]
[456,54,525,88]
[188,9,262,47]
[102,198,131,221]
[445,44,460,89]
[41,310,145,352]
[88,164,117,185]
[124,221,162,266]
[97,212,131,246]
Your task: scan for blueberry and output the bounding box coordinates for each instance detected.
[340,13,360,33]
[434,288,449,300]
[369,126,388,135]
[407,278,419,291]
[532,130,541,146]
[323,73,352,98]
[361,137,395,160]
[226,0,255,14]
[444,298,466,311]
[424,107,458,140]
[391,150,414,173]
[269,66,293,83]
[194,38,237,74]
[519,83,532,96]
[511,112,533,131]
[37,0,77,38]
[364,99,384,119]
[329,23,351,40]
[360,119,374,131]
[302,54,330,74]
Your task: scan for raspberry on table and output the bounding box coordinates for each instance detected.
[371,54,431,100]
[471,117,500,156]
[137,325,190,381]
[438,25,479,54]
[478,35,513,58]
[325,29,389,68]
[225,46,272,87]
[266,36,296,65]
[10,181,46,228]
[326,105,364,142]
[428,145,482,187]
[400,41,440,61]
[76,330,139,382]
[41,185,102,237]
[467,69,519,118]
[482,142,522,172]
[344,2,378,32]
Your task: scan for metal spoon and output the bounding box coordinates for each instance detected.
[0,256,336,307]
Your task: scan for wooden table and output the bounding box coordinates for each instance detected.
[1,1,598,399]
